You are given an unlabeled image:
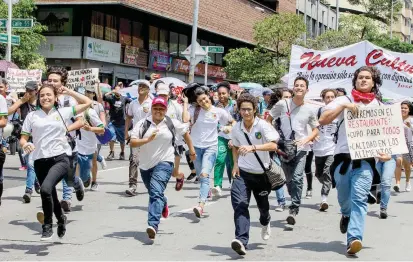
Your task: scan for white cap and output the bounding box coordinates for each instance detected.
[137,80,151,89]
[156,83,169,96]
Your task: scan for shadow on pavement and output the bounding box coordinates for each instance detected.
[278,240,359,256]
[118,205,176,211]
[250,220,286,230]
[104,231,153,245]
[9,220,41,234]
[397,200,413,204]
[193,243,264,259]
[1,196,23,202]
[105,191,146,198]
[0,242,54,256]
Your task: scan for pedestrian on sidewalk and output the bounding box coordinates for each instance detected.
[130,96,196,241]
[48,67,85,212]
[270,76,319,227]
[20,83,92,240]
[189,86,234,218]
[319,66,389,255]
[124,80,152,196]
[230,93,279,256]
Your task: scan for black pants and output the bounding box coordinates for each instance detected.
[34,154,70,225]
[231,169,271,247]
[0,150,6,201]
[185,150,195,171]
[305,151,314,191]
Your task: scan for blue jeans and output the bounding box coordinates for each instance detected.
[140,161,173,231]
[97,154,103,162]
[78,153,94,183]
[334,160,373,244]
[194,146,218,204]
[376,157,396,209]
[24,153,37,191]
[281,151,307,212]
[62,152,81,201]
[275,187,286,205]
[108,122,125,144]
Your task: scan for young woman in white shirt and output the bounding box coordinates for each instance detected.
[394,101,413,192]
[189,87,234,218]
[319,66,390,255]
[20,84,91,241]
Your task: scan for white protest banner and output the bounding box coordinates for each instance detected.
[344,104,408,160]
[288,41,413,100]
[67,68,99,89]
[6,68,42,91]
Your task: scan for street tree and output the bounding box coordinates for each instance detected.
[347,0,402,24]
[0,0,47,69]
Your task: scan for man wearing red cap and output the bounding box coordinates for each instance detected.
[129,96,196,242]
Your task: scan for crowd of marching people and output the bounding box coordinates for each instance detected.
[0,65,412,257]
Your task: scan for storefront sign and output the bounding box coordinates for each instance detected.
[67,68,99,89]
[6,68,42,90]
[84,37,121,64]
[149,51,172,71]
[124,46,139,66]
[37,8,73,36]
[38,36,82,59]
[171,58,226,79]
[344,104,408,160]
[289,41,413,99]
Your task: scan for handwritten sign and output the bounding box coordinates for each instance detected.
[345,104,408,160]
[67,68,99,89]
[6,68,42,90]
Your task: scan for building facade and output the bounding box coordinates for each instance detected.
[36,0,296,85]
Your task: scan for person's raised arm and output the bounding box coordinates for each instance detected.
[59,86,92,115]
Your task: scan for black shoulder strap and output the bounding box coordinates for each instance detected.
[243,131,266,172]
[140,119,152,139]
[165,115,179,156]
[317,107,322,120]
[285,100,295,140]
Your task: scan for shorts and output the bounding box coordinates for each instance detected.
[108,122,125,144]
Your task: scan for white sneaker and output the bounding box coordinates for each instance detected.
[261,223,271,240]
[100,158,107,170]
[211,186,222,197]
[275,204,285,212]
[406,182,411,192]
[231,239,246,255]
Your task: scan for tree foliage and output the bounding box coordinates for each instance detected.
[369,35,413,53]
[347,0,402,24]
[0,0,47,69]
[224,13,305,85]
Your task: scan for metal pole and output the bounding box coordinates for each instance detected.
[335,0,339,30]
[6,0,12,62]
[296,0,299,15]
[188,0,199,83]
[326,4,330,30]
[204,55,208,86]
[390,0,394,39]
[316,0,319,36]
[304,0,307,44]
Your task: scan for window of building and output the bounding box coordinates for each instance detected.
[159,29,169,53]
[216,53,223,66]
[178,34,188,57]
[91,11,104,39]
[149,26,159,51]
[105,14,117,42]
[119,18,131,46]
[254,0,277,11]
[170,31,179,56]
[132,21,144,48]
[405,0,412,9]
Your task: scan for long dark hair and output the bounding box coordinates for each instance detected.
[266,91,282,110]
[36,84,59,109]
[352,66,383,101]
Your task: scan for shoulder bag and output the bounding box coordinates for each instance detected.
[275,100,297,163]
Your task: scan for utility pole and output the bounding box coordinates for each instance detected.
[6,0,12,62]
[390,0,394,39]
[304,0,307,44]
[315,0,319,37]
[188,0,199,83]
[335,0,340,30]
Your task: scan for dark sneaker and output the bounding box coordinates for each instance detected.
[146,226,156,240]
[57,215,67,238]
[380,208,388,219]
[319,201,329,212]
[175,174,184,191]
[394,184,400,192]
[40,224,53,241]
[286,209,298,225]
[367,191,377,205]
[162,198,169,219]
[23,188,32,203]
[193,206,203,218]
[83,178,91,188]
[106,151,115,161]
[119,152,125,160]
[91,182,99,191]
[34,180,41,194]
[347,239,362,256]
[376,191,381,205]
[125,186,137,196]
[340,215,350,234]
[37,211,45,225]
[187,172,196,181]
[61,200,71,213]
[231,239,247,255]
[194,177,199,184]
[75,181,85,201]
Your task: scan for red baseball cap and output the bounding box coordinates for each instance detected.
[152,97,168,108]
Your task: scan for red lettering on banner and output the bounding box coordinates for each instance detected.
[365,49,413,74]
[300,52,357,70]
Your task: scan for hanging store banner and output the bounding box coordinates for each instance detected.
[288,41,413,100]
[149,51,172,71]
[124,46,139,66]
[171,58,227,79]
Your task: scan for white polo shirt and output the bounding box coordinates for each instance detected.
[130,116,189,170]
[166,100,185,146]
[231,118,279,174]
[77,108,104,155]
[58,95,79,152]
[0,95,8,138]
[21,107,75,161]
[313,106,337,157]
[127,97,152,126]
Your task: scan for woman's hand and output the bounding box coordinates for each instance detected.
[228,140,233,149]
[238,145,254,156]
[295,137,311,147]
[23,143,35,154]
[232,164,240,179]
[57,86,70,95]
[344,103,359,116]
[378,152,391,162]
